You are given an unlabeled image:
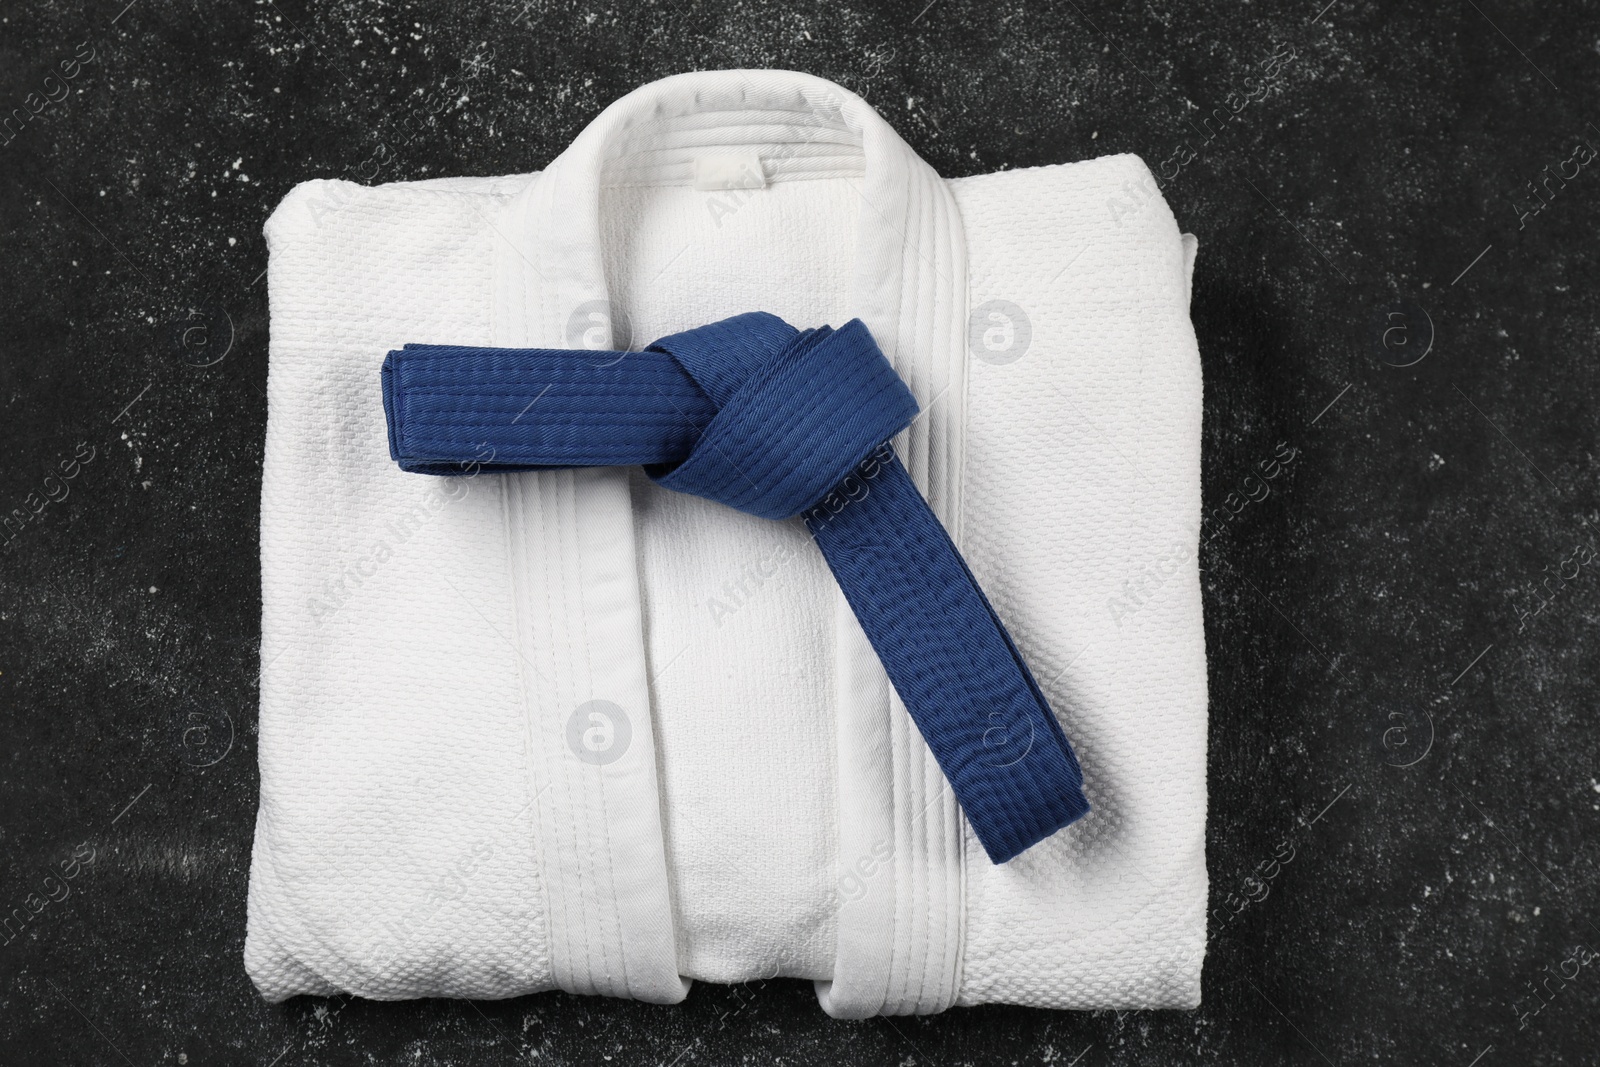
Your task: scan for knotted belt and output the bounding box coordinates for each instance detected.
[380,312,1089,863]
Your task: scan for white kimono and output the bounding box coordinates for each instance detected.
[247,68,1208,1016]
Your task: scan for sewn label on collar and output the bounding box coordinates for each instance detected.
[692,151,767,191]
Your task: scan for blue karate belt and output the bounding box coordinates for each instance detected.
[381,312,1089,863]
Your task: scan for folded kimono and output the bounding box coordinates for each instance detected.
[247,68,1208,1015]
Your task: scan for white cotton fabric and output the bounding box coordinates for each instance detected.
[247,69,1208,1015]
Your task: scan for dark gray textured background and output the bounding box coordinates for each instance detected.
[2,0,1597,1063]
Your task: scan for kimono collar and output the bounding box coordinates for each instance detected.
[494,68,969,508]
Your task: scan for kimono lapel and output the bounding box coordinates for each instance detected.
[493,70,970,1013]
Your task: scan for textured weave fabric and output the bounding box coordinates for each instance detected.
[248,69,1208,1014]
[383,312,1090,863]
